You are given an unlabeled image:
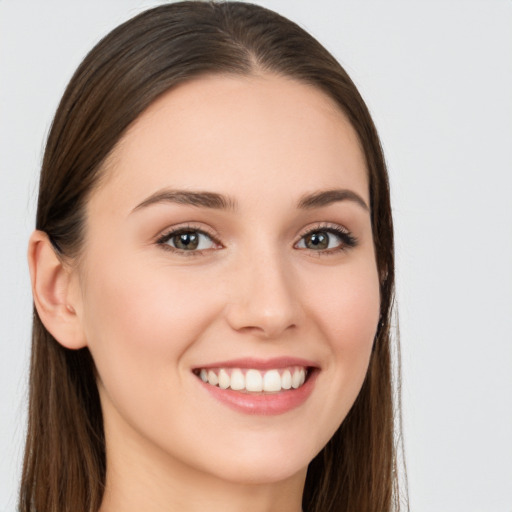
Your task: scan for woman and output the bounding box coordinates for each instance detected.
[23,2,405,511]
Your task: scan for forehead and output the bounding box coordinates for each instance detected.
[94,73,368,213]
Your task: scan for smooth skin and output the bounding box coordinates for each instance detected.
[28,73,380,512]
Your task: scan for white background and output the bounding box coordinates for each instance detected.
[1,1,511,511]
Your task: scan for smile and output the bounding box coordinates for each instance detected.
[195,366,308,393]
[192,358,319,415]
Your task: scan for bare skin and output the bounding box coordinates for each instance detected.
[29,73,380,512]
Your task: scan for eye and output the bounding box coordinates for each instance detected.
[296,226,357,253]
[157,228,218,253]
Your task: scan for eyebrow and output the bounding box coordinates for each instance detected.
[297,189,369,211]
[131,189,237,213]
[131,187,369,213]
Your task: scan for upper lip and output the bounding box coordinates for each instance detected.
[192,356,320,371]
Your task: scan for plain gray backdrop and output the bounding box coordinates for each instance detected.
[1,1,511,510]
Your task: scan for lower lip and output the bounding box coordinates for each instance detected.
[198,370,318,415]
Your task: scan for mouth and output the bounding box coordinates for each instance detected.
[193,366,311,393]
[192,358,319,415]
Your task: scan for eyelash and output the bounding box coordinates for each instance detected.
[298,224,358,254]
[155,223,358,256]
[156,225,221,257]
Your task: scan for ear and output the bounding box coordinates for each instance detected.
[27,230,87,349]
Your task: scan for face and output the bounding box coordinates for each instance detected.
[74,74,380,486]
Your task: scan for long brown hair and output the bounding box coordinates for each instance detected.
[21,2,406,511]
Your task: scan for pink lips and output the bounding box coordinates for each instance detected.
[195,356,317,371]
[194,357,319,416]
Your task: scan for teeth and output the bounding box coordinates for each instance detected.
[245,369,263,392]
[291,368,303,389]
[197,366,309,393]
[230,369,245,391]
[281,369,292,390]
[207,370,218,386]
[218,369,230,389]
[263,369,281,392]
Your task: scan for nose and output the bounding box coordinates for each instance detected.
[224,249,302,339]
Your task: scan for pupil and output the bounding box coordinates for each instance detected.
[175,232,199,250]
[307,232,328,249]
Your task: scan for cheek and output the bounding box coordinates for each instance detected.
[80,254,223,386]
[79,253,231,451]
[302,256,380,381]
[307,256,380,336]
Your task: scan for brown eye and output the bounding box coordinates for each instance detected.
[172,232,200,250]
[159,229,217,252]
[304,232,329,250]
[296,227,357,253]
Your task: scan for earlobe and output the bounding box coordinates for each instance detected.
[27,230,87,350]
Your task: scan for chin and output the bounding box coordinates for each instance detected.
[192,434,319,486]
[209,457,309,486]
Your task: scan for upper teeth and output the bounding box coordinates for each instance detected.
[198,367,307,393]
